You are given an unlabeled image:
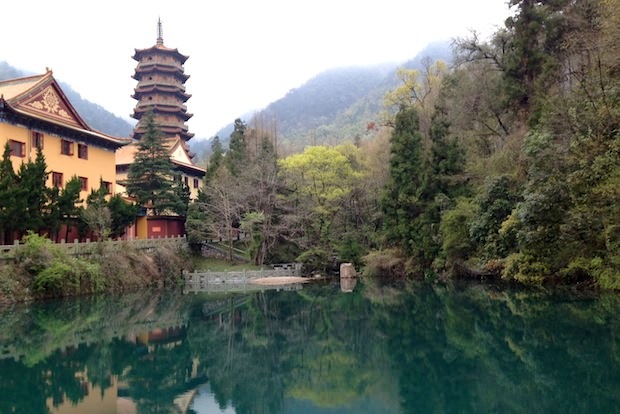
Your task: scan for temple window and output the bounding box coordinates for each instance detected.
[52,172,63,188]
[61,140,74,156]
[78,144,88,160]
[79,176,88,191]
[9,140,25,157]
[31,131,44,149]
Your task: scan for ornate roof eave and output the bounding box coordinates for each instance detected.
[131,87,191,101]
[3,70,91,130]
[132,46,189,64]
[3,103,131,149]
[132,66,190,82]
[0,71,131,149]
[133,105,193,120]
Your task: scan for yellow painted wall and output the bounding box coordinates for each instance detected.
[0,123,117,198]
[136,215,147,239]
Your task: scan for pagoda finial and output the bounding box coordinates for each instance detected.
[156,18,164,46]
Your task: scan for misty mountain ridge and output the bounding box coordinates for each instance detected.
[2,39,452,163]
[197,40,454,160]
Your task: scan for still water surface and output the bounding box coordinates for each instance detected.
[1,279,619,413]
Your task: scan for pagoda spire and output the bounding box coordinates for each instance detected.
[156,18,164,46]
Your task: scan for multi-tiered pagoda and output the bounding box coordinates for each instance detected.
[131,19,194,143]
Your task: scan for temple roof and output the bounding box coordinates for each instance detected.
[0,69,130,148]
[116,136,205,176]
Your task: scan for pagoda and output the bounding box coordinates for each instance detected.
[131,19,194,143]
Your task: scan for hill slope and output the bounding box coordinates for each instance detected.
[201,40,453,156]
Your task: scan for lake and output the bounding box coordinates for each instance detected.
[1,278,619,413]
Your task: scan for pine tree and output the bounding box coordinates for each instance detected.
[226,118,247,175]
[16,146,49,236]
[381,107,425,258]
[0,143,19,243]
[125,113,187,216]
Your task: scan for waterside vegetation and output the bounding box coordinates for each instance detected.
[190,0,619,290]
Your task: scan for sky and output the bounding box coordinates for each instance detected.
[2,0,513,140]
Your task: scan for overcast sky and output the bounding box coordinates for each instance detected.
[2,0,512,140]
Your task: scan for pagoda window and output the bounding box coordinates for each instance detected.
[61,140,74,156]
[52,172,63,188]
[31,131,44,149]
[184,176,189,186]
[78,144,88,160]
[193,178,199,189]
[9,140,25,157]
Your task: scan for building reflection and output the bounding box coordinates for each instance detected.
[46,324,202,414]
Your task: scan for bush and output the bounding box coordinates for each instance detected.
[361,248,408,279]
[33,261,75,296]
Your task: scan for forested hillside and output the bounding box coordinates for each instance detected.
[0,62,134,137]
[191,0,619,289]
[199,41,453,157]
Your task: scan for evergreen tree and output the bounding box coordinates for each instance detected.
[55,176,83,242]
[226,118,247,175]
[381,107,426,261]
[0,143,19,243]
[107,193,140,239]
[16,146,49,236]
[125,113,187,216]
[204,135,224,185]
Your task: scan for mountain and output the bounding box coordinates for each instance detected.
[0,62,134,137]
[202,40,453,156]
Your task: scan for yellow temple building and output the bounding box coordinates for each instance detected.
[0,69,129,198]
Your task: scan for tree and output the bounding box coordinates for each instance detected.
[202,167,242,261]
[107,193,139,239]
[203,136,224,186]
[55,176,83,242]
[226,119,247,176]
[125,113,187,216]
[279,145,361,261]
[0,143,20,244]
[82,184,112,240]
[16,146,49,237]
[381,107,426,260]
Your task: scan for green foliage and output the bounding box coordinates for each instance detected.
[296,248,329,274]
[279,145,361,256]
[502,253,550,285]
[469,175,521,260]
[126,112,188,216]
[226,119,247,175]
[185,202,210,253]
[32,261,76,295]
[439,198,476,265]
[14,232,63,275]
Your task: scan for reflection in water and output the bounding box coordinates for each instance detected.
[0,281,619,413]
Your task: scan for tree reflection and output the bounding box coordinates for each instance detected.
[0,282,618,413]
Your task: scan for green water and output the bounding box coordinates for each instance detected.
[0,280,619,414]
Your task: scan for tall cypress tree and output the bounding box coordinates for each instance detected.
[126,113,187,216]
[381,107,425,258]
[0,143,19,243]
[16,146,49,236]
[226,118,247,176]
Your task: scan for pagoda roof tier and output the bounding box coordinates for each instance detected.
[132,107,192,122]
[133,128,195,142]
[133,65,190,82]
[132,85,191,101]
[132,45,189,64]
